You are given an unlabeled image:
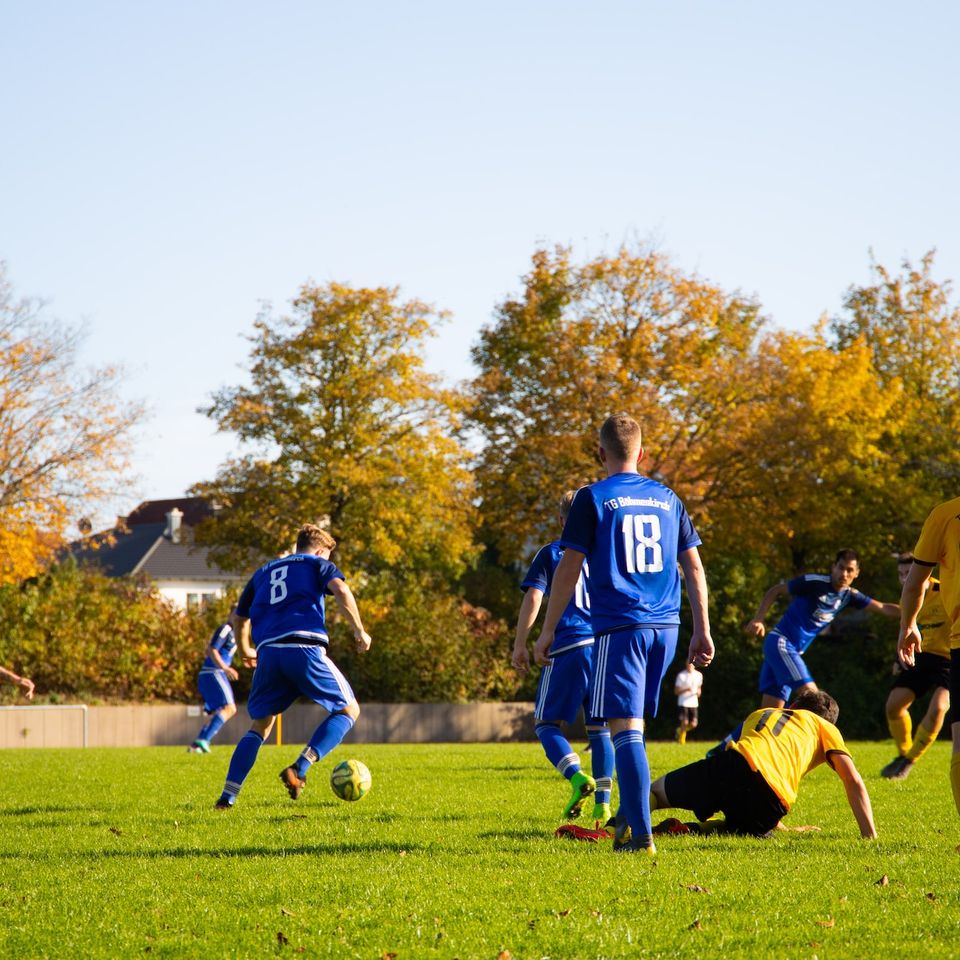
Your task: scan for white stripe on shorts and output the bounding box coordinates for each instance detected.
[773,633,806,683]
[591,633,610,719]
[534,662,553,721]
[322,650,354,702]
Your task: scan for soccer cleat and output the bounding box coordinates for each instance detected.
[214,797,234,810]
[591,802,612,831]
[610,809,632,849]
[881,756,908,779]
[554,824,609,843]
[194,739,211,754]
[652,817,691,836]
[186,744,200,754]
[888,758,915,781]
[613,836,657,855]
[280,765,305,800]
[562,771,596,819]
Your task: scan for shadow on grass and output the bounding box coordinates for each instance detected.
[477,829,550,842]
[0,840,432,861]
[4,805,92,816]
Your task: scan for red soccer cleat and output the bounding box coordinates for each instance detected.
[652,817,691,835]
[554,824,610,843]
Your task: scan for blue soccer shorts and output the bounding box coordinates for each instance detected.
[534,644,599,724]
[247,644,356,720]
[758,630,814,702]
[198,669,235,714]
[588,626,678,721]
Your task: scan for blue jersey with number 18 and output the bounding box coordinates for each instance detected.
[560,472,701,634]
[236,553,345,649]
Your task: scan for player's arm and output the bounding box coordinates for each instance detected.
[864,598,900,619]
[512,588,544,675]
[830,752,877,839]
[744,582,789,637]
[207,638,239,680]
[0,665,34,700]
[230,611,256,666]
[679,546,714,667]
[533,549,585,666]
[328,577,372,653]
[898,562,934,667]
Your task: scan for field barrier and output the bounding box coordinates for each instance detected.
[0,701,567,749]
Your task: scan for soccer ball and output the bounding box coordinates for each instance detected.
[330,759,372,801]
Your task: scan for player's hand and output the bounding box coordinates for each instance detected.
[511,645,530,675]
[688,631,714,668]
[743,619,766,638]
[242,655,257,669]
[19,677,35,700]
[355,631,372,653]
[897,625,921,668]
[225,667,240,681]
[533,630,553,666]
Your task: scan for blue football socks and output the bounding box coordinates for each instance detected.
[218,730,264,804]
[199,714,226,745]
[588,728,614,804]
[613,728,652,845]
[535,723,581,779]
[294,713,355,780]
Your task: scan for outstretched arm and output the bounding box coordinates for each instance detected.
[831,753,877,839]
[744,582,789,637]
[679,547,714,667]
[329,578,372,652]
[533,549,585,665]
[0,666,34,700]
[512,589,544,675]
[866,598,900,619]
[898,563,934,667]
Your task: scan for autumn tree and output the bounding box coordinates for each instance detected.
[0,264,143,583]
[193,282,476,580]
[469,244,764,566]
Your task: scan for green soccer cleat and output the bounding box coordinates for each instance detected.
[562,771,596,820]
[591,802,612,831]
[194,739,211,754]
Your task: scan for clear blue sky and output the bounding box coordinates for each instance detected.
[2,2,957,527]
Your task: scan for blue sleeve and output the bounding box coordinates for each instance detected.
[849,590,873,610]
[521,547,553,594]
[236,577,256,617]
[317,557,346,595]
[786,576,809,597]
[209,623,233,651]
[559,488,596,554]
[676,502,702,552]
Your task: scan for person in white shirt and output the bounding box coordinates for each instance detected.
[674,662,703,744]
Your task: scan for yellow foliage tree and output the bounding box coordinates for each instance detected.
[0,265,143,583]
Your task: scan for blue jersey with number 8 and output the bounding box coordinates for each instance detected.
[236,553,345,648]
[560,473,700,634]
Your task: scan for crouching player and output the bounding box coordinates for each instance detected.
[189,617,239,753]
[215,524,372,809]
[512,491,614,827]
[648,690,876,839]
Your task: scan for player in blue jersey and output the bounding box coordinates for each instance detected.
[512,491,615,827]
[533,413,714,855]
[188,618,239,753]
[744,550,899,709]
[214,524,372,809]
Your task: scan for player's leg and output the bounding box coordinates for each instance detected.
[281,647,361,798]
[535,650,596,818]
[881,684,916,776]
[901,657,951,776]
[951,650,960,815]
[586,722,613,827]
[216,714,277,808]
[196,674,237,751]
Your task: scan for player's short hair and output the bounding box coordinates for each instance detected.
[897,552,915,566]
[295,524,337,553]
[599,413,642,461]
[834,548,860,567]
[559,490,577,519]
[790,689,839,724]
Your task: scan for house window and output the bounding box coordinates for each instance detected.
[186,593,200,611]
[202,593,218,608]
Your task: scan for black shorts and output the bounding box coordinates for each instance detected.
[662,749,788,837]
[891,651,950,698]
[678,706,698,725]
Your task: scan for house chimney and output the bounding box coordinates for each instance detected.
[165,508,184,544]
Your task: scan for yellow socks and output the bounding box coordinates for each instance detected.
[675,728,687,744]
[906,721,939,763]
[887,712,912,756]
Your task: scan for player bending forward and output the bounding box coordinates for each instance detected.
[648,690,876,839]
[215,524,372,809]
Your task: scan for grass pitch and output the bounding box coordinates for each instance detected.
[1,740,959,959]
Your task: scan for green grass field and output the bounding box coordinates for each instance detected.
[1,740,959,959]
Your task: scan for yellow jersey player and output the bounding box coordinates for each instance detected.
[898,496,960,814]
[882,553,950,780]
[647,689,876,839]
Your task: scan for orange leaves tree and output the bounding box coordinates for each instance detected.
[192,282,514,701]
[0,264,143,584]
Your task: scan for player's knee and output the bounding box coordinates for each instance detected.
[221,703,237,720]
[689,718,698,728]
[341,700,360,722]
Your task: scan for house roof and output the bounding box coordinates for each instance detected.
[68,500,245,583]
